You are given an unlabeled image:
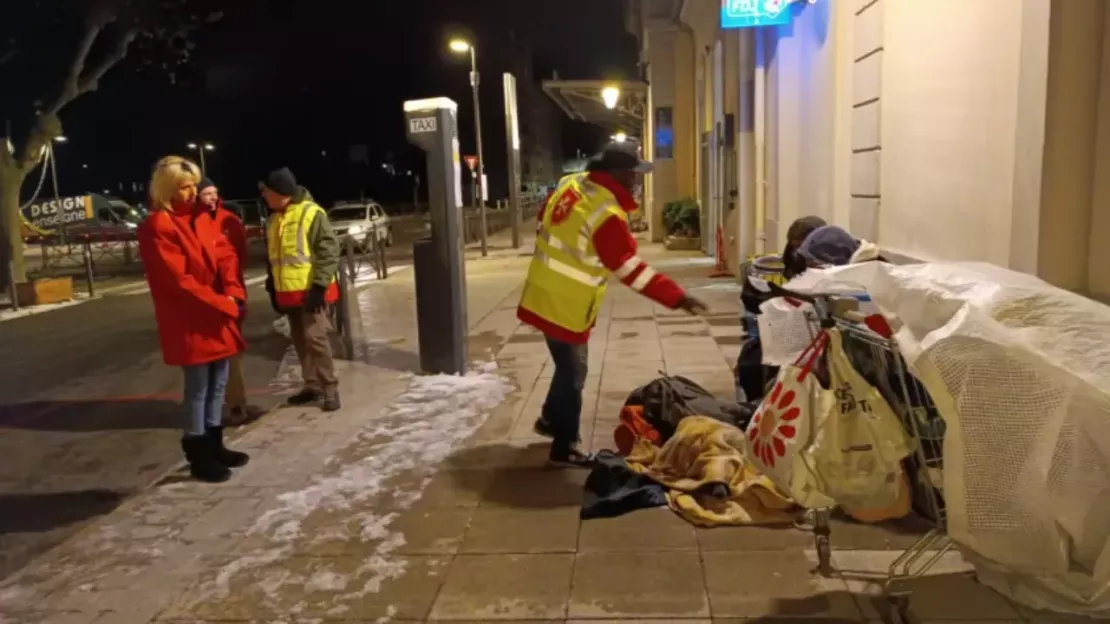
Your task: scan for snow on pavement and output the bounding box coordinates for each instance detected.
[186,361,513,618]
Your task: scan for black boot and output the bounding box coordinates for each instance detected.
[206,426,250,468]
[322,385,341,412]
[181,436,231,483]
[287,387,323,406]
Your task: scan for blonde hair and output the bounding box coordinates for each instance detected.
[149,155,201,210]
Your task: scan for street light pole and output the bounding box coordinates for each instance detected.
[187,142,215,174]
[49,137,66,244]
[468,46,488,257]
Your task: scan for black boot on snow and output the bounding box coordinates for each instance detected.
[207,426,250,468]
[181,436,231,483]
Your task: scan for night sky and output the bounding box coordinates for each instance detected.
[1,0,640,205]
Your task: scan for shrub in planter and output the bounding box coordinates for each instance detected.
[663,198,701,238]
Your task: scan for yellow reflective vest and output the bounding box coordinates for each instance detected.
[266,199,337,307]
[518,173,626,335]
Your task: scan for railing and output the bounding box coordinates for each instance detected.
[331,225,390,359]
[459,201,540,245]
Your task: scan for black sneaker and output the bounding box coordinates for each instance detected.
[533,419,582,444]
[548,447,595,469]
[286,388,323,406]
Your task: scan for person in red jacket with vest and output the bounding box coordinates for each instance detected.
[518,144,708,467]
[138,156,250,483]
[197,177,265,426]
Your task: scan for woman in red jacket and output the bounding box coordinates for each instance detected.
[138,156,250,483]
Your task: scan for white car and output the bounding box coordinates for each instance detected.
[328,201,393,249]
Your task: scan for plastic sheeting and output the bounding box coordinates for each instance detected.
[764,261,1110,616]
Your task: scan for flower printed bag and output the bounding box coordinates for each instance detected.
[746,331,836,509]
[803,328,914,510]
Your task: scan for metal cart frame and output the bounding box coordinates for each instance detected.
[780,289,954,623]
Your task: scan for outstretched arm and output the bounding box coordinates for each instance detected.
[591,215,686,309]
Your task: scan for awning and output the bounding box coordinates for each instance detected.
[541,79,648,137]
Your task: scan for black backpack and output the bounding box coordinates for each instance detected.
[625,374,755,443]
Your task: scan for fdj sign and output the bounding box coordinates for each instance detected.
[721,0,798,29]
[409,117,437,134]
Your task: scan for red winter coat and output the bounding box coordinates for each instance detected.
[209,199,248,281]
[138,201,247,367]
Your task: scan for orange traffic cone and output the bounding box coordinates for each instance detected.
[709,225,734,278]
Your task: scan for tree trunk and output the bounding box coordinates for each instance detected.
[0,162,28,289]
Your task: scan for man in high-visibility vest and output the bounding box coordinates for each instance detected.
[261,167,342,412]
[518,143,708,467]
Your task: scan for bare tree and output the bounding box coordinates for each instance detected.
[0,0,220,288]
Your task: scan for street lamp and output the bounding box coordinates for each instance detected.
[186,142,215,174]
[448,36,488,256]
[612,131,628,143]
[602,85,620,110]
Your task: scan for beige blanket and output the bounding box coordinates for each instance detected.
[626,415,798,527]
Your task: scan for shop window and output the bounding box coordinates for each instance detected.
[655,107,674,160]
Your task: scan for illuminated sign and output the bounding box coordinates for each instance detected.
[721,0,797,29]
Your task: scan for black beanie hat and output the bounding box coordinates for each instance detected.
[197,177,216,194]
[260,167,298,197]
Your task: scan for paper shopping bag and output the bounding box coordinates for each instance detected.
[746,331,836,509]
[804,328,914,509]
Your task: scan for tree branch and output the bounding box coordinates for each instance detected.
[69,27,138,104]
[15,113,60,171]
[44,23,103,116]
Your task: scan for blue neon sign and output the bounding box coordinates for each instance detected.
[721,0,795,29]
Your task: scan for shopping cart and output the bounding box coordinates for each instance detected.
[779,287,950,623]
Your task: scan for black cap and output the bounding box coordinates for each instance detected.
[587,141,653,174]
[259,167,298,197]
[197,177,216,194]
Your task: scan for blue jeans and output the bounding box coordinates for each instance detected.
[542,337,589,453]
[182,359,231,437]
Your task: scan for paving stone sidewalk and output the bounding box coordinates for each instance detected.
[0,242,1080,623]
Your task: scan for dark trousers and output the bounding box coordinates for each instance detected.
[288,308,338,389]
[542,336,589,453]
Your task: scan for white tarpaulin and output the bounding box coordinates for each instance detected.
[761,261,1110,616]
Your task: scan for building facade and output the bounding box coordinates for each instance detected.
[506,34,564,199]
[628,0,1110,300]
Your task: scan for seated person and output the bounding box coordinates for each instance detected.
[741,215,826,315]
[737,216,828,402]
[796,225,884,268]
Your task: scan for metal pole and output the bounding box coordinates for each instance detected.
[198,148,207,175]
[413,174,420,214]
[82,242,95,298]
[378,230,388,279]
[471,47,488,257]
[48,145,66,246]
[7,255,19,312]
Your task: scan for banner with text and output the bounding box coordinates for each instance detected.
[21,195,94,235]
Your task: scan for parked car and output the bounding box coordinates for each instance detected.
[328,200,393,248]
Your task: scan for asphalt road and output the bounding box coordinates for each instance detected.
[0,221,431,582]
[0,280,290,581]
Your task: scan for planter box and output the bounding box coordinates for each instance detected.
[15,277,74,306]
[665,235,702,251]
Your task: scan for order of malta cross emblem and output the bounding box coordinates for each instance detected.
[550,188,581,225]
